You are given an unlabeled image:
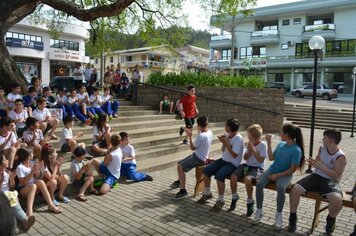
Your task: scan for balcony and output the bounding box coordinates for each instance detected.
[209,35,232,49]
[250,29,280,46]
[209,59,231,68]
[301,23,336,41]
[122,60,164,68]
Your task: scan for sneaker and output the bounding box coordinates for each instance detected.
[112,181,119,189]
[113,114,118,118]
[196,193,213,204]
[325,215,336,234]
[182,139,188,145]
[229,195,239,211]
[274,212,283,230]
[108,115,113,121]
[288,214,297,233]
[94,179,104,187]
[53,199,59,206]
[146,175,153,181]
[179,127,185,136]
[210,200,225,212]
[170,180,180,188]
[94,114,99,119]
[253,209,264,224]
[174,189,188,199]
[85,119,91,126]
[246,200,254,217]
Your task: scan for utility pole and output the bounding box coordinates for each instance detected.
[230,15,236,76]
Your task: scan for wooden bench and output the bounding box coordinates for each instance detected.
[194,165,354,234]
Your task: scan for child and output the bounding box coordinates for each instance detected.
[91,113,111,155]
[101,87,119,118]
[76,85,91,119]
[8,99,29,137]
[229,124,267,216]
[6,83,22,110]
[14,147,62,215]
[32,97,59,139]
[40,145,70,205]
[22,87,37,116]
[174,116,213,199]
[178,85,198,144]
[88,87,105,117]
[56,88,74,119]
[68,89,90,126]
[70,147,98,201]
[253,123,305,230]
[0,154,36,232]
[0,117,18,169]
[289,128,345,234]
[92,134,122,195]
[22,117,46,160]
[197,118,244,212]
[30,76,43,97]
[42,87,56,108]
[0,87,8,117]
[60,116,85,154]
[158,94,174,114]
[119,132,153,182]
[119,73,129,99]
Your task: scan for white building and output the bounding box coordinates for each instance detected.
[6,19,90,85]
[177,45,211,72]
[209,0,356,94]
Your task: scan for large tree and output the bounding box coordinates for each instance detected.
[0,0,256,91]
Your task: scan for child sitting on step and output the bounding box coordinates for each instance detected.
[288,128,346,234]
[60,116,85,155]
[173,116,213,199]
[92,134,123,195]
[101,87,119,119]
[91,113,112,155]
[119,132,153,182]
[158,94,174,114]
[229,124,267,216]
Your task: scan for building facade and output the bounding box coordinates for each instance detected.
[6,19,89,85]
[209,0,356,94]
[177,45,210,72]
[93,45,182,80]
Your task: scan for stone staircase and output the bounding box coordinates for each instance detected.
[284,103,355,131]
[53,100,236,176]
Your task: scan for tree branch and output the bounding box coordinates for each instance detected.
[134,1,171,25]
[41,0,136,21]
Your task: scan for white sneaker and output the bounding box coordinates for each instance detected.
[253,209,264,224]
[274,212,283,230]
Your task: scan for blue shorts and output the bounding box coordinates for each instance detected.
[203,158,237,182]
[99,162,117,187]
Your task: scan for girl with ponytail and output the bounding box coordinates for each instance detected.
[253,123,304,230]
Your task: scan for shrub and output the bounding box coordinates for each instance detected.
[147,72,265,88]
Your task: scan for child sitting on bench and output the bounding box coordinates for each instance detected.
[289,128,346,234]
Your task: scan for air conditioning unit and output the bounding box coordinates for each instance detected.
[287,41,294,46]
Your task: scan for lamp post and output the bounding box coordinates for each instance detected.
[306,35,325,173]
[350,66,356,137]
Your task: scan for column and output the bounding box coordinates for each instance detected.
[290,67,295,90]
[320,67,325,85]
[209,48,215,61]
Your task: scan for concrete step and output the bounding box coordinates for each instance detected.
[286,119,353,130]
[285,117,352,126]
[284,103,353,112]
[284,109,353,116]
[285,113,353,122]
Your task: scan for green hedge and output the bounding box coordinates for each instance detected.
[147,72,265,88]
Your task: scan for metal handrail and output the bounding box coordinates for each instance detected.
[133,82,282,116]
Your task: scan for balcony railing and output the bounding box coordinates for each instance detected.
[304,23,335,32]
[211,35,232,41]
[122,60,164,68]
[251,29,279,37]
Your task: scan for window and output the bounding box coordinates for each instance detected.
[281,44,289,50]
[221,49,231,60]
[50,38,79,51]
[6,31,43,42]
[325,40,356,57]
[294,18,301,25]
[239,46,266,58]
[295,42,312,58]
[282,19,290,26]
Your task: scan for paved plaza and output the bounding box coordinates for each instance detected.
[22,128,355,236]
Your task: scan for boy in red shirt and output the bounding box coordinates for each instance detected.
[179,85,198,144]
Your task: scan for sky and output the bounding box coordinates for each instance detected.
[183,0,304,32]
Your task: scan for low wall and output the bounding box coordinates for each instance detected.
[136,85,284,133]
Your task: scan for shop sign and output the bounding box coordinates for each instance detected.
[6,38,44,51]
[236,58,267,69]
[49,48,81,62]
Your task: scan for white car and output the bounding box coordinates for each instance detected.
[291,85,338,100]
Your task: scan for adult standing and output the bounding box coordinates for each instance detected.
[131,65,144,104]
[83,64,93,83]
[72,63,85,82]
[88,68,98,96]
[30,76,43,97]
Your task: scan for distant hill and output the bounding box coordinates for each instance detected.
[86,26,212,56]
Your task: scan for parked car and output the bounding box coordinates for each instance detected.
[291,84,338,100]
[49,76,86,93]
[266,82,291,93]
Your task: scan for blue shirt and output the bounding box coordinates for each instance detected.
[23,95,35,107]
[269,142,301,174]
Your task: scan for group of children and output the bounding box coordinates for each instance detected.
[171,85,352,234]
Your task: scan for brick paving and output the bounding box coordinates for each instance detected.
[21,128,355,236]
